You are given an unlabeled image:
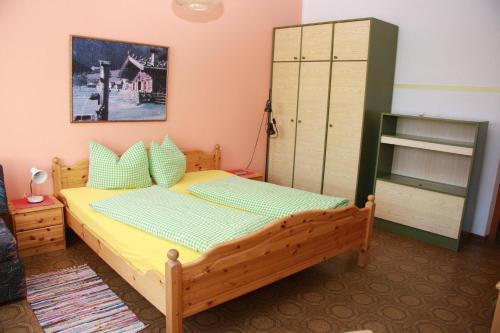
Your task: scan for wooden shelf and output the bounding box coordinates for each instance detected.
[381,134,473,156]
[377,174,467,197]
[382,134,474,148]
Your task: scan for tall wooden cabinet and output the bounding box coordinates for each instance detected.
[267,18,398,206]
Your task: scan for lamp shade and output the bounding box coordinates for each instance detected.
[30,167,48,185]
[175,0,222,11]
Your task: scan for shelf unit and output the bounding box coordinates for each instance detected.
[373,113,488,250]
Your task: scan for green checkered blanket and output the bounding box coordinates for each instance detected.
[189,176,349,219]
[90,186,273,252]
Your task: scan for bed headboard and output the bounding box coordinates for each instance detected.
[52,144,221,198]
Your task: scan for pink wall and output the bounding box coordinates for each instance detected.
[0,0,302,198]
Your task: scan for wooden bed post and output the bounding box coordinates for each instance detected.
[214,144,221,170]
[166,249,183,333]
[52,157,62,198]
[358,195,375,267]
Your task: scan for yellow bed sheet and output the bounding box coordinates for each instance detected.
[61,170,231,274]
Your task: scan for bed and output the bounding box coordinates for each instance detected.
[52,144,375,332]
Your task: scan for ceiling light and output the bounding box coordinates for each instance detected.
[175,0,222,11]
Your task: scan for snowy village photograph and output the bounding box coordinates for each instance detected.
[71,36,168,122]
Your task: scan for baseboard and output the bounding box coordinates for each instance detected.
[466,232,488,243]
[374,218,460,251]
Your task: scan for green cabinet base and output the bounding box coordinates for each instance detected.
[374,218,460,251]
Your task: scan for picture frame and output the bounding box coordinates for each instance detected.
[71,35,168,123]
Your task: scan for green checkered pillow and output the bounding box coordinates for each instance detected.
[87,141,152,189]
[149,136,186,187]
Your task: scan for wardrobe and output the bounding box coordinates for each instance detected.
[266,18,398,206]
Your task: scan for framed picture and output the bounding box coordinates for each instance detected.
[71,36,168,122]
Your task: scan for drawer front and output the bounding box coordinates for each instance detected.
[375,180,465,239]
[19,241,65,257]
[16,225,64,250]
[14,208,63,232]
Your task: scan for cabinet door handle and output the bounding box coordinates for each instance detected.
[329,124,333,128]
[298,120,302,123]
[37,218,44,223]
[301,56,306,60]
[290,118,295,122]
[293,56,298,60]
[333,56,338,59]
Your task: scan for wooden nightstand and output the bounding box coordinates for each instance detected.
[225,169,263,181]
[8,195,65,257]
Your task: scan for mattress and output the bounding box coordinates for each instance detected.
[60,170,231,274]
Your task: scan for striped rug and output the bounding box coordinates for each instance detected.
[26,264,147,333]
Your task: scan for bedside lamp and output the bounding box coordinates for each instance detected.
[27,167,48,203]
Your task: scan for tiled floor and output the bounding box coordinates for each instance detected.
[1,229,499,332]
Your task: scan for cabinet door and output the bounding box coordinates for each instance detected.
[323,61,367,202]
[301,23,333,61]
[293,62,331,193]
[273,27,302,62]
[267,62,300,187]
[333,20,370,61]
[375,180,465,239]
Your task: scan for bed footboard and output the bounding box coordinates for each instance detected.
[165,196,375,332]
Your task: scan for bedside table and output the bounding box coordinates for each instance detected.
[225,169,264,181]
[8,195,65,257]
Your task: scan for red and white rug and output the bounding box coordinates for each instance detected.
[26,264,146,333]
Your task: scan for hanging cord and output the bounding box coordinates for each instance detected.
[245,110,267,169]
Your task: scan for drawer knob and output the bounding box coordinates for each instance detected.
[333,56,338,59]
[298,120,302,123]
[293,56,298,60]
[290,118,294,122]
[37,218,44,223]
[30,236,36,240]
[329,124,333,128]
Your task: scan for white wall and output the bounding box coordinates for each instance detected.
[302,0,500,236]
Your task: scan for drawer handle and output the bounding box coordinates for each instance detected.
[333,56,338,59]
[37,218,44,223]
[290,118,294,122]
[30,236,36,240]
[302,56,305,60]
[329,124,333,128]
[298,120,302,123]
[293,56,298,60]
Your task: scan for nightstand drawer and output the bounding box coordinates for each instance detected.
[16,225,64,250]
[14,208,63,232]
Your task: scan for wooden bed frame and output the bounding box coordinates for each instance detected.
[52,144,376,332]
